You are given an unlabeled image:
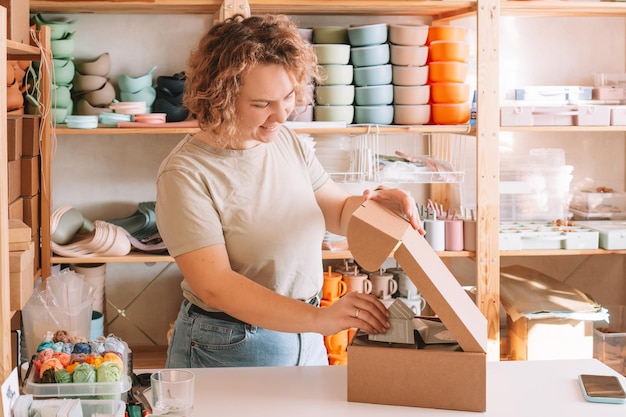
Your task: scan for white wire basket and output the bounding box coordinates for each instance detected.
[311,129,467,184]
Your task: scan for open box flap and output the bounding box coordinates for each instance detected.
[347,200,487,354]
[346,201,412,272]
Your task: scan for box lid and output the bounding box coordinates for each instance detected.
[347,200,487,354]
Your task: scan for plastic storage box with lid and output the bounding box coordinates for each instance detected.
[514,85,593,101]
[499,149,572,223]
[22,338,132,400]
[573,221,626,249]
[594,305,626,377]
[498,222,599,250]
[19,399,126,417]
[570,190,626,220]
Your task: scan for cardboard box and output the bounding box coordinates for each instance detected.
[8,197,23,221]
[9,241,34,311]
[23,194,40,237]
[0,0,31,44]
[507,315,593,360]
[346,200,487,412]
[9,219,31,251]
[9,219,31,245]
[7,116,23,161]
[20,155,40,197]
[22,115,41,157]
[7,158,21,202]
[501,265,599,361]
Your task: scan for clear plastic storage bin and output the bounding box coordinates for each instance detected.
[594,305,626,376]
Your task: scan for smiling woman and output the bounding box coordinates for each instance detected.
[155,13,423,369]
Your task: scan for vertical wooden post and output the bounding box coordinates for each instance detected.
[475,0,501,361]
[214,0,251,24]
[38,26,52,281]
[0,6,12,385]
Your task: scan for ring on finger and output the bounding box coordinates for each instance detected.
[354,308,361,319]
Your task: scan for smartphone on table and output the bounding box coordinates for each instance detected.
[578,374,626,404]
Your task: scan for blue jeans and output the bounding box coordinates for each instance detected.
[166,300,329,368]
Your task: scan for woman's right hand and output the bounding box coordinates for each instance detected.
[315,292,391,336]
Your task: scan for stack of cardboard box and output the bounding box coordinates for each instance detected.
[7,115,41,273]
[8,219,34,312]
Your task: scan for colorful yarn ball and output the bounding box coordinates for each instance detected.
[72,342,91,355]
[54,369,72,383]
[37,348,54,362]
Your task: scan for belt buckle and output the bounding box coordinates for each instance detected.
[307,292,321,307]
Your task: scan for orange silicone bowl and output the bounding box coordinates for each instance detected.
[431,103,470,125]
[427,26,466,44]
[428,41,470,63]
[428,61,468,83]
[429,83,470,103]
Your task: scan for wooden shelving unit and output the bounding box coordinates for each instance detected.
[25,0,626,365]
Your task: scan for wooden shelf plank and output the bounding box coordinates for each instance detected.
[51,247,626,265]
[52,249,479,264]
[501,249,626,256]
[52,124,474,136]
[501,1,626,17]
[31,0,477,17]
[501,125,626,133]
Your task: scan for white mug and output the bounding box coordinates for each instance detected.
[369,272,398,300]
[397,271,421,300]
[399,296,427,315]
[343,273,373,294]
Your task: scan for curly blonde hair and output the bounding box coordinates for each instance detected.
[184,14,320,143]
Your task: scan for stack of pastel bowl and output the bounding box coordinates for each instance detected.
[118,65,158,113]
[312,26,354,124]
[154,72,188,122]
[74,53,116,116]
[7,60,28,115]
[34,14,77,124]
[348,23,393,125]
[388,24,431,125]
[288,27,314,122]
[427,26,471,125]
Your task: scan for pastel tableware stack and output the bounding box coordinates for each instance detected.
[288,27,314,122]
[427,26,471,125]
[388,24,431,125]
[348,23,394,125]
[154,72,189,122]
[74,53,116,116]
[7,60,28,115]
[34,14,77,124]
[321,266,349,364]
[312,26,354,124]
[117,65,158,113]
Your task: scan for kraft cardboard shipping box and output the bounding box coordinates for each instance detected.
[0,0,30,44]
[346,200,487,412]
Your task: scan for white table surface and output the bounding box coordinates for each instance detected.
[143,358,626,416]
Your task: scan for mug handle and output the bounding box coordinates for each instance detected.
[338,280,348,297]
[363,279,373,295]
[389,279,398,296]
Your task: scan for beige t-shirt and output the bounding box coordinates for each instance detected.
[156,126,330,311]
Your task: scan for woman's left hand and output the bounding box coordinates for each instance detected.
[363,186,426,235]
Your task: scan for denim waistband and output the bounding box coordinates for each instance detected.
[185,291,321,324]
